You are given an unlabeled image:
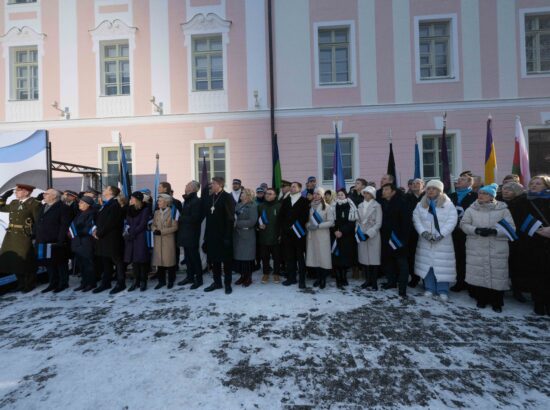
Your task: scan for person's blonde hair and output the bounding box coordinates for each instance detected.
[530,175,550,189]
[502,182,524,198]
[241,188,256,203]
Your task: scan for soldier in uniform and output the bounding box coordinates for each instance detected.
[0,184,42,292]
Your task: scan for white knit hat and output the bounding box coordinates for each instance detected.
[426,179,444,192]
[361,186,376,198]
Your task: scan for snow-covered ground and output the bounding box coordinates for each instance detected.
[1,271,549,410]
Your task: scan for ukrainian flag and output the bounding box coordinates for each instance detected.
[484,116,497,185]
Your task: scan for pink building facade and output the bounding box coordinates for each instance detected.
[0,0,549,196]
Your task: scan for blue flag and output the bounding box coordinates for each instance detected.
[333,124,345,191]
[118,136,131,198]
[153,153,160,210]
[414,140,421,179]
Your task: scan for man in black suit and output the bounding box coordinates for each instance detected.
[177,180,204,289]
[449,172,478,292]
[404,178,425,288]
[202,176,235,294]
[36,189,72,293]
[93,186,126,294]
[280,182,309,288]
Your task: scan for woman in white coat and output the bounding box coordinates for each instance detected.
[460,183,515,313]
[357,186,383,290]
[306,187,335,289]
[413,179,458,301]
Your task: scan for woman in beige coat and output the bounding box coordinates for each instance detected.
[152,194,179,289]
[306,187,335,289]
[460,184,515,312]
[357,186,382,290]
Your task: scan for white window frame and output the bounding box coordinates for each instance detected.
[519,7,550,78]
[190,139,230,188]
[98,142,137,190]
[414,14,459,84]
[100,40,130,97]
[191,34,224,92]
[313,20,357,89]
[316,133,359,188]
[10,46,39,101]
[416,129,462,181]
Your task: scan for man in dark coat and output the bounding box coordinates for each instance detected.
[36,189,72,293]
[404,178,425,288]
[93,186,126,294]
[202,176,235,294]
[280,182,309,288]
[449,172,477,292]
[349,178,367,207]
[177,181,204,289]
[257,188,282,283]
[70,196,98,292]
[380,183,412,298]
[0,184,41,292]
[376,174,395,203]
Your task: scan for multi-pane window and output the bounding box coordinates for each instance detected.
[8,0,37,4]
[192,36,223,91]
[195,143,226,182]
[419,21,451,79]
[527,129,550,176]
[318,28,350,85]
[321,138,353,183]
[12,47,38,100]
[525,14,550,74]
[102,147,132,188]
[422,134,455,179]
[101,41,130,96]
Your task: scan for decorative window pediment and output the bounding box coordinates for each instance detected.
[181,13,231,46]
[89,19,138,52]
[0,26,46,58]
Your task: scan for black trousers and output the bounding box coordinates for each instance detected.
[183,245,202,283]
[453,232,467,284]
[75,254,96,287]
[471,285,504,308]
[157,266,176,285]
[282,237,305,281]
[260,244,281,275]
[212,260,232,286]
[383,254,409,294]
[100,255,125,287]
[46,260,69,288]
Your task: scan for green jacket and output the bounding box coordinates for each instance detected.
[0,197,41,275]
[257,200,281,246]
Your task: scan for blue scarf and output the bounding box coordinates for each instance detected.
[455,187,472,205]
[527,190,550,200]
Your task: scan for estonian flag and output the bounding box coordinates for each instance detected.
[331,239,339,256]
[292,220,306,239]
[355,226,367,243]
[37,243,53,260]
[428,200,441,234]
[258,209,269,225]
[495,219,518,242]
[310,210,323,226]
[146,219,154,248]
[520,214,543,237]
[389,231,403,250]
[68,223,78,239]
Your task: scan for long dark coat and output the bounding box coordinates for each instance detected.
[70,208,97,259]
[279,195,309,248]
[508,192,550,296]
[331,202,356,268]
[124,204,151,264]
[203,190,235,263]
[177,192,203,248]
[94,199,124,258]
[0,197,41,275]
[380,192,412,258]
[35,201,72,264]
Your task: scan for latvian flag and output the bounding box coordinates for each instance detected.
[520,214,543,237]
[331,239,339,256]
[310,210,324,226]
[68,223,78,239]
[355,226,367,243]
[389,231,403,250]
[258,209,269,226]
[292,220,306,239]
[37,243,53,260]
[495,219,518,242]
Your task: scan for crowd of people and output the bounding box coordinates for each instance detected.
[0,172,549,315]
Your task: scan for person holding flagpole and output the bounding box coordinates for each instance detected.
[413,180,458,301]
[460,183,515,312]
[305,187,335,289]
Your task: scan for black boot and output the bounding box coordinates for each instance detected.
[342,270,348,287]
[361,266,369,289]
[109,283,126,294]
[178,276,194,286]
[313,269,321,288]
[336,270,343,289]
[283,273,297,286]
[319,269,327,289]
[368,266,379,291]
[298,271,306,289]
[155,268,166,290]
[408,274,420,288]
[167,267,176,289]
[128,278,139,292]
[513,289,526,303]
[450,281,466,292]
[534,302,545,315]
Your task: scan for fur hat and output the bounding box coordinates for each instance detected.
[361,186,376,198]
[479,183,498,198]
[131,191,144,201]
[426,179,444,192]
[79,196,95,206]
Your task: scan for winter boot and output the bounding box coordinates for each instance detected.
[155,268,166,290]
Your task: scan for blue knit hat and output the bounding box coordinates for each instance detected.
[479,183,498,198]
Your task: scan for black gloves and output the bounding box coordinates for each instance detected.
[475,228,498,237]
[1,189,14,201]
[153,230,161,236]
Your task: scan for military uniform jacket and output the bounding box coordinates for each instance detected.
[0,197,41,275]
